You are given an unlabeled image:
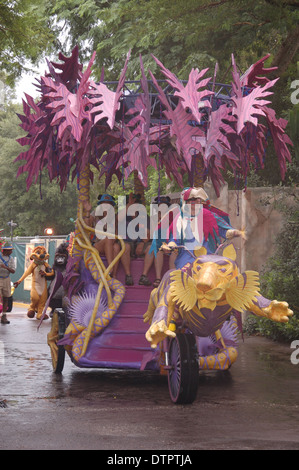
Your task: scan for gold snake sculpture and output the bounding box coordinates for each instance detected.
[61,202,126,361]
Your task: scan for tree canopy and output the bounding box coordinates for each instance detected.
[1,1,298,96]
[0,104,79,236]
[52,0,299,81]
[0,0,59,85]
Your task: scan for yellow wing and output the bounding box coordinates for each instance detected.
[225,271,260,312]
[193,246,207,257]
[169,270,197,311]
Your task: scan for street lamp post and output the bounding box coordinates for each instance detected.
[44,228,54,253]
[7,220,17,241]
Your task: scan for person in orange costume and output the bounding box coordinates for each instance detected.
[14,246,54,320]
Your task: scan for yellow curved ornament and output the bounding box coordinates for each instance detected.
[75,235,107,358]
[73,203,126,358]
[198,347,238,370]
[78,202,125,283]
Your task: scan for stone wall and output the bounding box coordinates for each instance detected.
[204,182,298,273]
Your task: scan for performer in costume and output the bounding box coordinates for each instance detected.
[154,187,245,269]
[0,242,16,324]
[47,242,69,315]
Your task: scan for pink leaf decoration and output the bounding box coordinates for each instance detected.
[50,45,83,90]
[240,54,278,87]
[90,50,131,129]
[123,55,154,185]
[152,54,213,124]
[149,70,204,170]
[14,48,292,199]
[231,54,278,134]
[115,126,155,187]
[43,52,95,142]
[263,106,293,180]
[202,106,238,168]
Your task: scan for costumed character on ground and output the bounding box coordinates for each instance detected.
[47,242,69,315]
[0,242,16,325]
[14,245,54,320]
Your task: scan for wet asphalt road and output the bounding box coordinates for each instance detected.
[1,306,299,451]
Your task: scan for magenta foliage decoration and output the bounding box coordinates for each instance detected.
[263,107,293,179]
[15,47,130,192]
[120,55,156,186]
[43,52,96,142]
[15,46,292,198]
[240,53,278,87]
[201,106,239,193]
[89,50,131,129]
[230,54,278,134]
[149,68,204,171]
[150,53,292,195]
[151,55,213,124]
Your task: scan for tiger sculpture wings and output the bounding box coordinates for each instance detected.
[144,244,293,349]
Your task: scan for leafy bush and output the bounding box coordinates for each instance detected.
[244,192,299,342]
[244,314,299,343]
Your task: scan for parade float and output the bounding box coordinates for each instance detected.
[15,47,293,403]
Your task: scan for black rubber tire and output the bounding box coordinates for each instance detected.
[52,309,66,374]
[168,333,199,404]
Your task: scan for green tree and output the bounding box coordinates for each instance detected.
[0,103,78,236]
[0,0,59,85]
[52,0,299,81]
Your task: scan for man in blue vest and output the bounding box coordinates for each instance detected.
[0,242,16,324]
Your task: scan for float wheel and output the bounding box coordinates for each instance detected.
[168,333,199,404]
[47,309,66,374]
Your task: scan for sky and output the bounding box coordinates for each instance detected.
[14,61,47,103]
[13,23,71,104]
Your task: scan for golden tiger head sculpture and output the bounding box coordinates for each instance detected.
[169,244,260,313]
